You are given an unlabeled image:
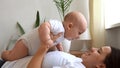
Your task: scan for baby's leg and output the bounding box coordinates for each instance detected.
[1,40,28,61]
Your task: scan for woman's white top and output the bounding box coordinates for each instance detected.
[2,51,86,68]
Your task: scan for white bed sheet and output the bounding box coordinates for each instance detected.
[2,56,32,68]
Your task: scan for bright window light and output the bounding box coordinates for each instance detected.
[105,0,120,29]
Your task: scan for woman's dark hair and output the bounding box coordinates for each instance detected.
[104,46,120,68]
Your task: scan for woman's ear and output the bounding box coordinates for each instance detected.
[67,23,73,30]
[95,63,106,68]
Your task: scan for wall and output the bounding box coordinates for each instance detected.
[0,0,90,51]
[105,27,120,49]
[0,0,60,51]
[0,0,38,51]
[104,0,120,49]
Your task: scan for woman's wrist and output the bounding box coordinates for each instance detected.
[46,39,53,46]
[40,45,49,52]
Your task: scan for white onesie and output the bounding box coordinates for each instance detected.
[18,19,65,56]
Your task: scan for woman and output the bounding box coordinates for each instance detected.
[26,45,120,68]
[1,33,120,68]
[27,33,120,68]
[1,45,120,68]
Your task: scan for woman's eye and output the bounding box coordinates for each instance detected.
[97,50,100,54]
[78,32,81,35]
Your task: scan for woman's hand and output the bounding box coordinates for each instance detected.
[49,32,63,47]
[50,32,63,41]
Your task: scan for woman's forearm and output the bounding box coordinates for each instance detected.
[27,45,49,68]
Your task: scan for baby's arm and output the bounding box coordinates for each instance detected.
[38,22,63,51]
[1,40,28,61]
[38,22,54,46]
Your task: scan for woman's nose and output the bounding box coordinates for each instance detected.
[90,48,97,52]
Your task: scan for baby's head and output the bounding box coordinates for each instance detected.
[63,11,87,40]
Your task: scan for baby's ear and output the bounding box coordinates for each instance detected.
[95,63,106,68]
[67,22,73,30]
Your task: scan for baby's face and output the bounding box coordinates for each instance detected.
[64,14,87,40]
[64,25,86,40]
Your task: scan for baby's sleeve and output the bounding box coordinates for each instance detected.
[49,19,64,35]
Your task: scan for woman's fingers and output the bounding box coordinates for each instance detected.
[51,32,63,41]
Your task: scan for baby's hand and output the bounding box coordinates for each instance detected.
[56,43,63,51]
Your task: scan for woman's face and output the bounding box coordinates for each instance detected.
[81,46,111,68]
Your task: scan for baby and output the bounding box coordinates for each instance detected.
[1,11,87,61]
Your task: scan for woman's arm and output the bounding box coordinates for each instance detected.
[27,32,62,68]
[27,44,49,68]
